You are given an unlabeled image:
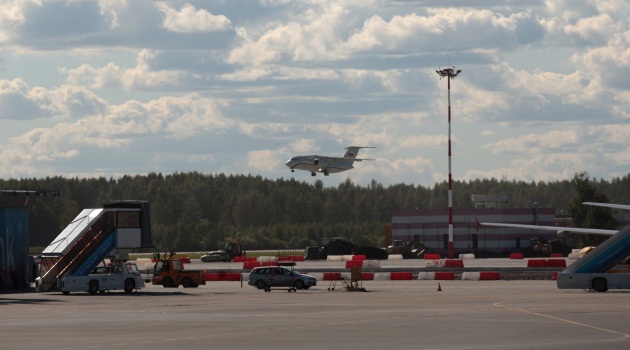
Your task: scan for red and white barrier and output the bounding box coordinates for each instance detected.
[461,272,480,280]
[425,259,445,267]
[345,260,363,268]
[462,271,500,280]
[204,272,242,281]
[417,272,455,280]
[374,272,392,280]
[444,259,464,268]
[527,259,567,268]
[390,272,413,280]
[424,253,441,260]
[480,272,500,280]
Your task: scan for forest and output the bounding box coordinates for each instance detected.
[2,171,629,252]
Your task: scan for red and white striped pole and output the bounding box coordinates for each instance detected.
[436,67,461,259]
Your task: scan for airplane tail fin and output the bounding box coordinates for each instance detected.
[343,146,374,159]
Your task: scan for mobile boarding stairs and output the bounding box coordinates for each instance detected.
[36,201,152,292]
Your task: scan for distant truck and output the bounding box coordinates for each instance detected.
[529,237,572,256]
[322,237,349,245]
[152,259,206,288]
[225,239,243,258]
[386,240,428,259]
[304,246,322,260]
[60,261,145,295]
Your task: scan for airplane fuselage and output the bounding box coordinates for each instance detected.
[285,155,354,176]
[285,146,373,176]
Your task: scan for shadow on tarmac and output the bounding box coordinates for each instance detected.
[0,297,63,305]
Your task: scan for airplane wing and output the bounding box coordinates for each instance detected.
[481,201,630,237]
[479,222,618,236]
[583,202,630,211]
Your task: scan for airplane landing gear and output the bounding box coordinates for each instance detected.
[291,169,294,172]
[310,172,316,176]
[324,171,329,176]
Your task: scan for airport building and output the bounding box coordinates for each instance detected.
[0,192,35,290]
[0,190,62,291]
[390,195,562,256]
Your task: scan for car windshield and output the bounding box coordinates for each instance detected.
[126,263,140,274]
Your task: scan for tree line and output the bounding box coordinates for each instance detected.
[2,171,628,252]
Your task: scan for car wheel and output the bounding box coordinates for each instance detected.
[88,280,99,295]
[162,277,174,288]
[62,291,70,295]
[592,278,608,293]
[255,280,266,289]
[181,277,193,288]
[294,280,305,290]
[124,278,135,293]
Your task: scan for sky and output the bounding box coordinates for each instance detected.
[1,0,630,188]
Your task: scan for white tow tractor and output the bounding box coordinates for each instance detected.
[60,261,145,295]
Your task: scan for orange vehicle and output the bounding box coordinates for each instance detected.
[152,259,206,288]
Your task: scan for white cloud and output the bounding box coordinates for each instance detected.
[1,1,630,186]
[0,0,27,42]
[0,79,107,120]
[62,62,123,89]
[483,128,581,155]
[227,4,348,65]
[247,149,280,172]
[0,91,235,176]
[344,8,538,53]
[156,3,231,33]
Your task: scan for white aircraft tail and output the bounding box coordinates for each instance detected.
[343,146,374,159]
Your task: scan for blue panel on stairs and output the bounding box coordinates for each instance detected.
[563,226,630,274]
[72,232,117,276]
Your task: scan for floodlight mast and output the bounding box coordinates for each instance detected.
[436,67,461,259]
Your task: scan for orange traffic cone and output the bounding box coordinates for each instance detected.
[437,283,442,291]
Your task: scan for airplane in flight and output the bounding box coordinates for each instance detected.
[284,146,374,176]
[480,202,630,237]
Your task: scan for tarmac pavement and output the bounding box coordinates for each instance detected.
[2,279,630,349]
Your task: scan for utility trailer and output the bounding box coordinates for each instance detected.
[557,225,630,292]
[60,260,145,294]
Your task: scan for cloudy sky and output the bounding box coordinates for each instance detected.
[1,0,629,188]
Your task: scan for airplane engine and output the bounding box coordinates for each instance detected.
[313,159,319,165]
[557,231,570,238]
